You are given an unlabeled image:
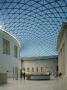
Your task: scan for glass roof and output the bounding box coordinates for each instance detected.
[0,0,67,57]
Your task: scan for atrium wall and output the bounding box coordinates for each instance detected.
[57,23,67,77]
[21,56,58,76]
[0,29,20,79]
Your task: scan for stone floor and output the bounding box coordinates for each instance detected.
[0,78,67,90]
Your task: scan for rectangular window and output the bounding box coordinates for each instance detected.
[41,67,43,72]
[36,67,38,72]
[22,67,25,71]
[14,45,18,58]
[27,67,30,72]
[3,38,10,55]
[32,67,34,72]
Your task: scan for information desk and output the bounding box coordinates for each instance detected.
[26,73,50,80]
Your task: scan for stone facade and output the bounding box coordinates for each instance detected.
[21,56,58,76]
[0,29,20,79]
[57,22,67,77]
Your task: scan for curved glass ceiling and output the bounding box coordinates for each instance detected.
[0,0,67,57]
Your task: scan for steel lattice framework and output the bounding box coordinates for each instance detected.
[0,0,67,57]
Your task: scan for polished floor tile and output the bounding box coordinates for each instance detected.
[0,78,67,90]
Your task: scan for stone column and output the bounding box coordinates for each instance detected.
[65,30,67,77]
[58,49,62,73]
[61,44,65,76]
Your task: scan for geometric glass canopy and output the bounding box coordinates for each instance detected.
[0,0,67,57]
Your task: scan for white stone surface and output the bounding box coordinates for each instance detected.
[22,57,58,75]
[0,29,20,78]
[0,79,67,90]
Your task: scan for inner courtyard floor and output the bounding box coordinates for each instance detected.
[0,78,67,90]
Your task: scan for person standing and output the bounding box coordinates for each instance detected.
[23,72,25,80]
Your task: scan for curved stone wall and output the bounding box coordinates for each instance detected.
[0,29,20,79]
